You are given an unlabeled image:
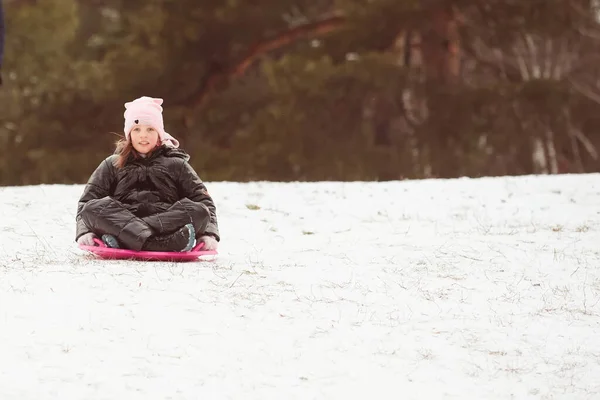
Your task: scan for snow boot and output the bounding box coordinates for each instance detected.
[101,234,120,249]
[142,224,196,252]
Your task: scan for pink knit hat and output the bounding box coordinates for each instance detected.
[123,96,180,148]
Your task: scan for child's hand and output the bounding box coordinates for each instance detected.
[77,232,97,246]
[199,235,219,251]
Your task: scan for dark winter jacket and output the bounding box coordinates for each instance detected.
[75,145,219,242]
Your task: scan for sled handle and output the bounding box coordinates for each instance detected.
[192,241,205,252]
[93,237,208,252]
[93,237,107,248]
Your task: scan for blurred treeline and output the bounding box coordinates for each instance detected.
[2,0,600,185]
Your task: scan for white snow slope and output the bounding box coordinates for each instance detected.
[0,174,599,400]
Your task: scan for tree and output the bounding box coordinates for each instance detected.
[1,0,600,185]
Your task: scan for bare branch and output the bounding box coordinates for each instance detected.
[232,14,345,78]
[180,14,345,109]
[573,128,599,160]
[569,76,600,104]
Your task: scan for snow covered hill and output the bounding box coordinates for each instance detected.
[0,174,599,399]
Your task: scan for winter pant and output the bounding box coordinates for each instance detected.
[142,198,210,239]
[80,197,210,251]
[80,197,152,251]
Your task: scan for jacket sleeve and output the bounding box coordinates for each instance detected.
[75,157,117,241]
[177,161,220,241]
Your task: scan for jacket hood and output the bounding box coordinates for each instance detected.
[161,146,190,161]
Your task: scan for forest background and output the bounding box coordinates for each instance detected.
[2,0,600,185]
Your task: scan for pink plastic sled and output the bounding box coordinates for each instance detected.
[79,238,218,262]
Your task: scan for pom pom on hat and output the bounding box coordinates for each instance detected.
[123,96,179,148]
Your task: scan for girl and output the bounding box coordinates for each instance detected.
[75,96,219,252]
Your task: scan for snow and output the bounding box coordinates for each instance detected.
[0,174,599,399]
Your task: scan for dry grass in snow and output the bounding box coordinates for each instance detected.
[0,173,599,399]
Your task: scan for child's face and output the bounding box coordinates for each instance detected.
[130,124,160,154]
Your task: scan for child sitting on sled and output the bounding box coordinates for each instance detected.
[75,96,220,252]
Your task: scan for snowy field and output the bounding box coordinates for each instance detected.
[0,174,599,399]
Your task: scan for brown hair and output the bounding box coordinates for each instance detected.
[112,136,162,169]
[112,138,139,169]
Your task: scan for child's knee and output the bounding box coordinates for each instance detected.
[190,204,209,232]
[194,203,210,220]
[81,196,113,216]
